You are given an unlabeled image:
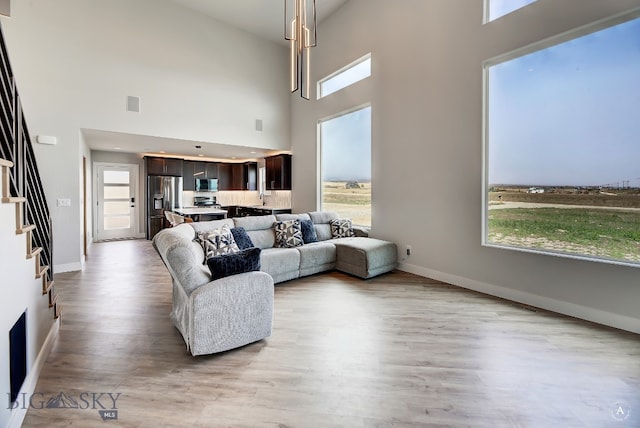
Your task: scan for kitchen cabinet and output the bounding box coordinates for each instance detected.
[265,154,292,190]
[236,206,291,217]
[183,161,219,190]
[218,162,258,191]
[146,157,183,176]
[217,163,232,190]
[244,162,257,191]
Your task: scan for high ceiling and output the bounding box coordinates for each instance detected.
[84,0,349,161]
[170,0,348,45]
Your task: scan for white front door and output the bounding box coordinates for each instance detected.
[95,163,139,241]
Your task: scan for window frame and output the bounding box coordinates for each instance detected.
[318,103,372,227]
[481,10,640,268]
[317,53,371,99]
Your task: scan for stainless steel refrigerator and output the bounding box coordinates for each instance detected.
[147,176,183,239]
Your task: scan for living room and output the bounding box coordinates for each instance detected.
[1,0,639,426]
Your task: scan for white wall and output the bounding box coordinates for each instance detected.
[291,0,640,332]
[1,0,290,270]
[0,202,56,428]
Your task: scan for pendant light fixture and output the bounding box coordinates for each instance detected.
[284,0,317,100]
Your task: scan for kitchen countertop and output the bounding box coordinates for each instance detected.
[174,207,228,216]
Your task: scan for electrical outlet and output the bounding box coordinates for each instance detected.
[406,245,412,256]
[57,198,71,207]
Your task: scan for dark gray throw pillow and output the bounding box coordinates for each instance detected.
[230,226,254,250]
[206,247,261,281]
[300,219,318,243]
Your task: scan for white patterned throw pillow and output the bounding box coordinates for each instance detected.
[330,218,355,238]
[196,224,240,263]
[274,219,304,248]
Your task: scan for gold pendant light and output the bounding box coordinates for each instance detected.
[284,0,317,100]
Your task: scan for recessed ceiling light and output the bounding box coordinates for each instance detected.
[198,154,204,157]
[159,151,166,154]
[231,157,237,159]
[250,151,257,154]
[114,147,121,150]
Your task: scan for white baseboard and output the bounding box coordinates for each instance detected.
[398,262,640,335]
[54,262,82,273]
[7,319,60,428]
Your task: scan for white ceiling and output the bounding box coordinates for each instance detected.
[170,0,348,45]
[84,0,349,161]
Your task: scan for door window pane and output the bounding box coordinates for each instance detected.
[104,216,131,230]
[104,201,130,216]
[104,170,130,184]
[104,186,130,199]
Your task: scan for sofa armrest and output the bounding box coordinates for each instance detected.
[187,271,274,355]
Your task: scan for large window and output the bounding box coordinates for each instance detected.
[320,106,372,227]
[484,14,640,266]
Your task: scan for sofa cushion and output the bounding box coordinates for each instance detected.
[274,219,304,248]
[297,241,336,271]
[196,224,240,263]
[276,213,311,222]
[230,227,254,250]
[300,219,318,243]
[233,215,277,249]
[330,218,355,238]
[206,247,261,280]
[260,247,301,283]
[308,211,339,242]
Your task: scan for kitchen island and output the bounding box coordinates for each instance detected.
[174,207,228,222]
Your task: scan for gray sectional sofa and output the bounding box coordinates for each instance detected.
[153,211,397,355]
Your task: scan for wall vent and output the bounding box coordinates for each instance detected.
[126,96,141,113]
[9,312,27,404]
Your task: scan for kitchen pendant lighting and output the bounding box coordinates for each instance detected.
[284,0,316,100]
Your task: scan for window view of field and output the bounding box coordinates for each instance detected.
[488,188,640,263]
[322,181,371,227]
[486,16,640,265]
[320,106,371,227]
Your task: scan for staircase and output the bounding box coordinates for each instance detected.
[1,159,59,318]
[0,22,58,319]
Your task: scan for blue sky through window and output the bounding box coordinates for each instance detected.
[321,106,371,182]
[488,0,537,21]
[488,16,640,187]
[319,57,371,98]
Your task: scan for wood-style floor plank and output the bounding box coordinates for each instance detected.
[21,239,640,427]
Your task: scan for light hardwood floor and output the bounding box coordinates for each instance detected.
[21,239,640,427]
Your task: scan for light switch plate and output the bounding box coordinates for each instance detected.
[57,198,71,207]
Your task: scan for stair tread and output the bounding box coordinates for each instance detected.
[0,158,12,167]
[28,246,43,259]
[43,279,54,294]
[3,196,26,203]
[49,292,58,308]
[36,265,49,278]
[17,224,36,234]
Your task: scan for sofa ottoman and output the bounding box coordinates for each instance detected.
[333,237,398,279]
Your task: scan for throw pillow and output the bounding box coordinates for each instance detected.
[300,219,318,244]
[195,224,240,263]
[206,247,261,281]
[330,218,355,239]
[274,219,304,248]
[230,227,254,250]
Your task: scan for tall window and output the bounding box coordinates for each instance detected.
[486,0,537,22]
[484,15,640,266]
[320,106,372,227]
